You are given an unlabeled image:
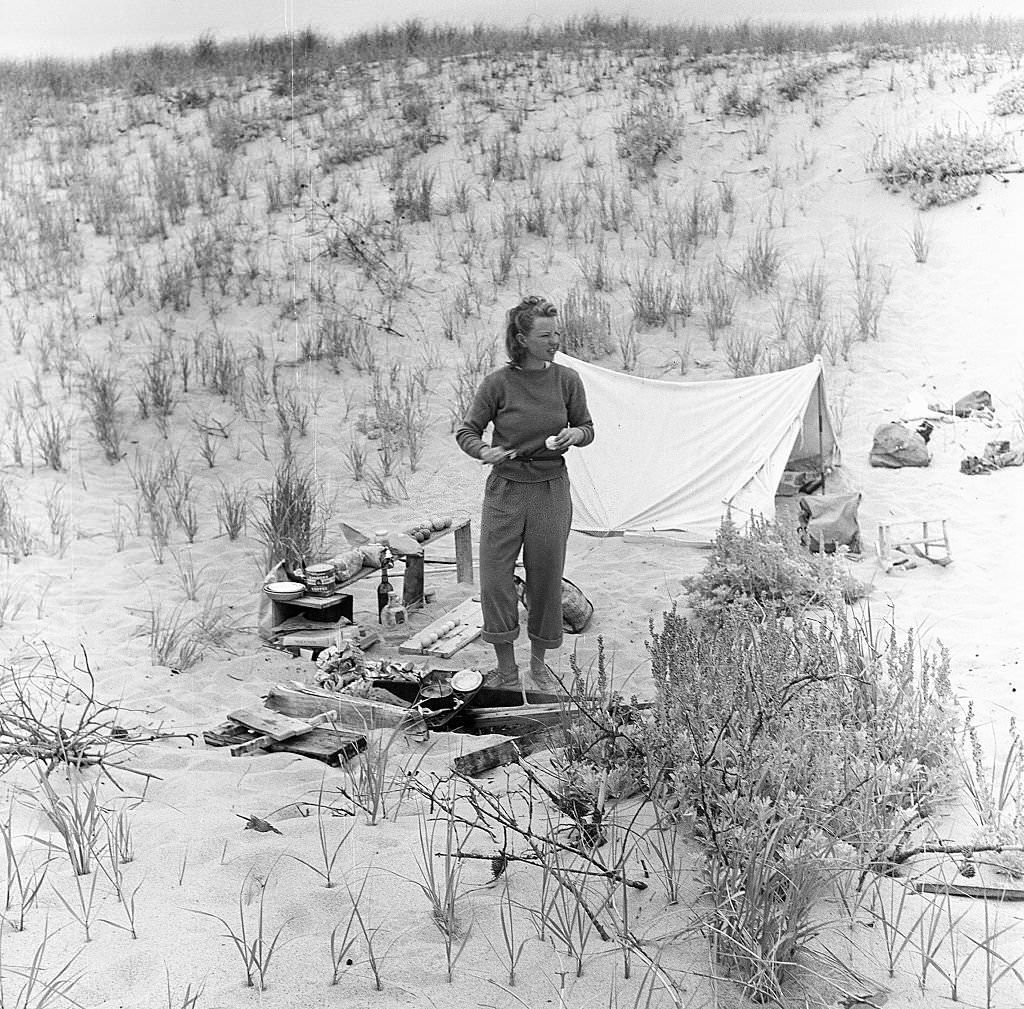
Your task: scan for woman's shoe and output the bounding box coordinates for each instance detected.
[485,665,521,689]
[526,662,561,692]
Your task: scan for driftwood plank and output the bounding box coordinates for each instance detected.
[227,707,313,741]
[912,881,1024,901]
[453,726,563,777]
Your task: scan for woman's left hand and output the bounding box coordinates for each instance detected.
[548,427,584,450]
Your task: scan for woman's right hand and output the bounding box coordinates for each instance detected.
[480,446,517,465]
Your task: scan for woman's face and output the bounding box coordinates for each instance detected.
[520,315,560,368]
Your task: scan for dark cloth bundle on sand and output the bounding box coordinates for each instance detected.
[798,492,862,554]
[929,389,994,419]
[870,422,931,468]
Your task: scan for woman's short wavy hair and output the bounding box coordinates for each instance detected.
[504,294,557,366]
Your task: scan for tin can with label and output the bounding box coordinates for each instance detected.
[304,563,336,596]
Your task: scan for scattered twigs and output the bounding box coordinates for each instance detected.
[0,645,154,785]
[448,848,646,891]
[431,770,647,890]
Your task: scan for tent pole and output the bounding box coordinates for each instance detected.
[817,369,826,495]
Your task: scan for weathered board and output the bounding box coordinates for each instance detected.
[452,725,563,777]
[206,709,361,761]
[912,881,1024,901]
[460,702,566,736]
[225,710,341,755]
[227,707,313,741]
[266,727,367,765]
[398,596,483,658]
[204,721,260,748]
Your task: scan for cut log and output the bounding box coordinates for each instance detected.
[453,726,563,776]
[265,681,427,735]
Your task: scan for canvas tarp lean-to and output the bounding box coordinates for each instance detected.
[555,353,840,542]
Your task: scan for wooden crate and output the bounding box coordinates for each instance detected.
[398,596,483,658]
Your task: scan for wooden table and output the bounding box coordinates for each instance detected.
[270,517,474,627]
[396,516,474,608]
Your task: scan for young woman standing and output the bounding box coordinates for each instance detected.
[456,295,594,690]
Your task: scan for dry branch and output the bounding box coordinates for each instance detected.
[0,645,155,786]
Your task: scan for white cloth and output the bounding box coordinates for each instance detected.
[556,354,838,542]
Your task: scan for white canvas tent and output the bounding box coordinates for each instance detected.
[556,353,839,542]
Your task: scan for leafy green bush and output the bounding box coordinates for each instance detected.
[683,515,865,616]
[990,75,1024,115]
[644,603,959,1001]
[875,127,1012,208]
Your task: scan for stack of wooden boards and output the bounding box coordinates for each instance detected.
[203,706,367,765]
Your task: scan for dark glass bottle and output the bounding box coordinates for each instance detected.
[377,548,393,623]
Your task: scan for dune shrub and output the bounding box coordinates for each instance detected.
[722,327,763,377]
[81,358,124,463]
[253,456,327,570]
[875,127,1012,208]
[720,83,769,117]
[560,287,613,361]
[624,266,679,327]
[684,515,865,617]
[614,97,685,177]
[644,602,958,1001]
[319,123,381,167]
[990,75,1024,115]
[775,60,838,101]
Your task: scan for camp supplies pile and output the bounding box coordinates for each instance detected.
[265,673,566,738]
[961,439,1024,475]
[929,389,993,420]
